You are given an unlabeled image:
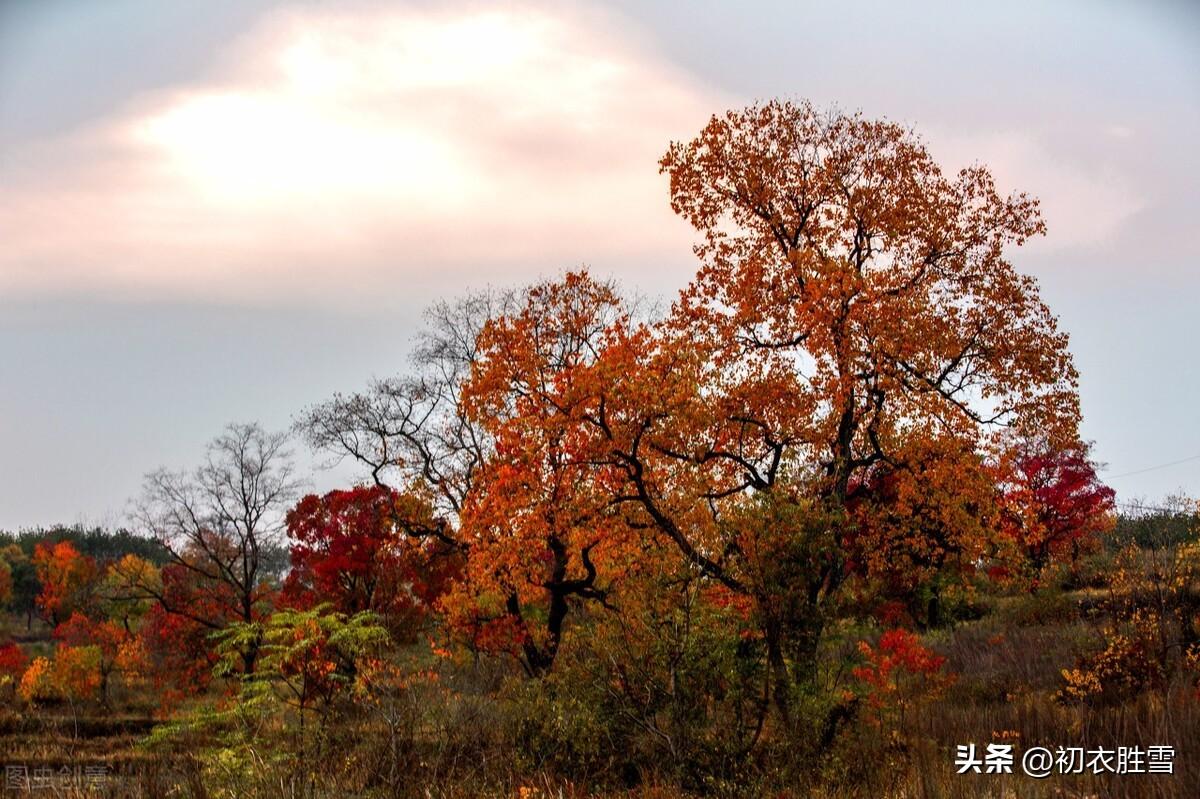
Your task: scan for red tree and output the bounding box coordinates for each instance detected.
[999,440,1115,581]
[844,435,1001,627]
[138,601,219,700]
[132,562,240,699]
[284,486,460,641]
[0,642,26,682]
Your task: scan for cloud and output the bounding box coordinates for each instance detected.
[0,1,1159,308]
[923,128,1145,251]
[0,2,718,306]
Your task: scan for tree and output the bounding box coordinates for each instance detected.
[133,422,300,673]
[0,642,26,698]
[139,595,221,699]
[284,486,460,641]
[473,101,1080,726]
[850,628,953,726]
[301,286,622,674]
[99,554,162,631]
[997,438,1115,583]
[1058,498,1199,705]
[299,290,513,523]
[0,556,11,608]
[32,540,98,627]
[54,611,145,707]
[845,434,1002,627]
[637,99,1077,716]
[298,292,500,653]
[0,544,40,630]
[19,645,104,713]
[216,604,390,721]
[454,273,635,674]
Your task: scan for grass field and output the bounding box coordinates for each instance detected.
[3,567,1197,799]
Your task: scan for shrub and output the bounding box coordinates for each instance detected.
[504,673,617,779]
[1057,627,1164,706]
[0,642,27,700]
[17,656,52,703]
[851,629,954,723]
[995,587,1079,627]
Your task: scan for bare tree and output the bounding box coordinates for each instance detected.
[132,422,301,673]
[298,289,512,525]
[299,282,648,522]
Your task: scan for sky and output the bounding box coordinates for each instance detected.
[0,0,1197,530]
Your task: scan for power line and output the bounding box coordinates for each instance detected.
[1117,500,1191,515]
[1105,453,1200,480]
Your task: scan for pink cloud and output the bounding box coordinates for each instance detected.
[0,2,721,306]
[923,127,1144,251]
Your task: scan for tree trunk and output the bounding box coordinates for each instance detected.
[927,585,942,630]
[764,616,792,726]
[241,634,261,675]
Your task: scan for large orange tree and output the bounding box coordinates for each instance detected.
[651,99,1077,715]
[472,100,1081,724]
[455,274,643,674]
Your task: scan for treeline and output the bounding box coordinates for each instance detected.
[1108,499,1198,550]
[0,526,170,564]
[0,524,289,632]
[5,503,1193,601]
[0,526,167,629]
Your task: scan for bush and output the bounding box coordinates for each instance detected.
[504,673,620,779]
[1057,629,1163,706]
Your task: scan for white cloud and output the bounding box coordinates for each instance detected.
[925,128,1144,250]
[0,2,718,306]
[0,2,1155,307]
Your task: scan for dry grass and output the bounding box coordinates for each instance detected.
[2,592,1198,798]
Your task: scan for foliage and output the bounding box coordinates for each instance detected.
[54,611,147,704]
[0,641,26,697]
[569,564,776,788]
[133,422,300,673]
[32,540,99,625]
[51,644,105,702]
[1057,509,1200,705]
[0,543,41,624]
[453,273,636,674]
[846,435,1003,627]
[99,553,161,627]
[216,604,391,717]
[438,99,1081,734]
[140,606,395,797]
[997,438,1115,584]
[0,556,11,608]
[18,645,103,704]
[284,485,460,641]
[1057,627,1163,706]
[17,655,51,703]
[1109,495,1198,550]
[503,672,620,779]
[6,97,1190,798]
[0,526,170,565]
[851,628,954,722]
[0,641,26,676]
